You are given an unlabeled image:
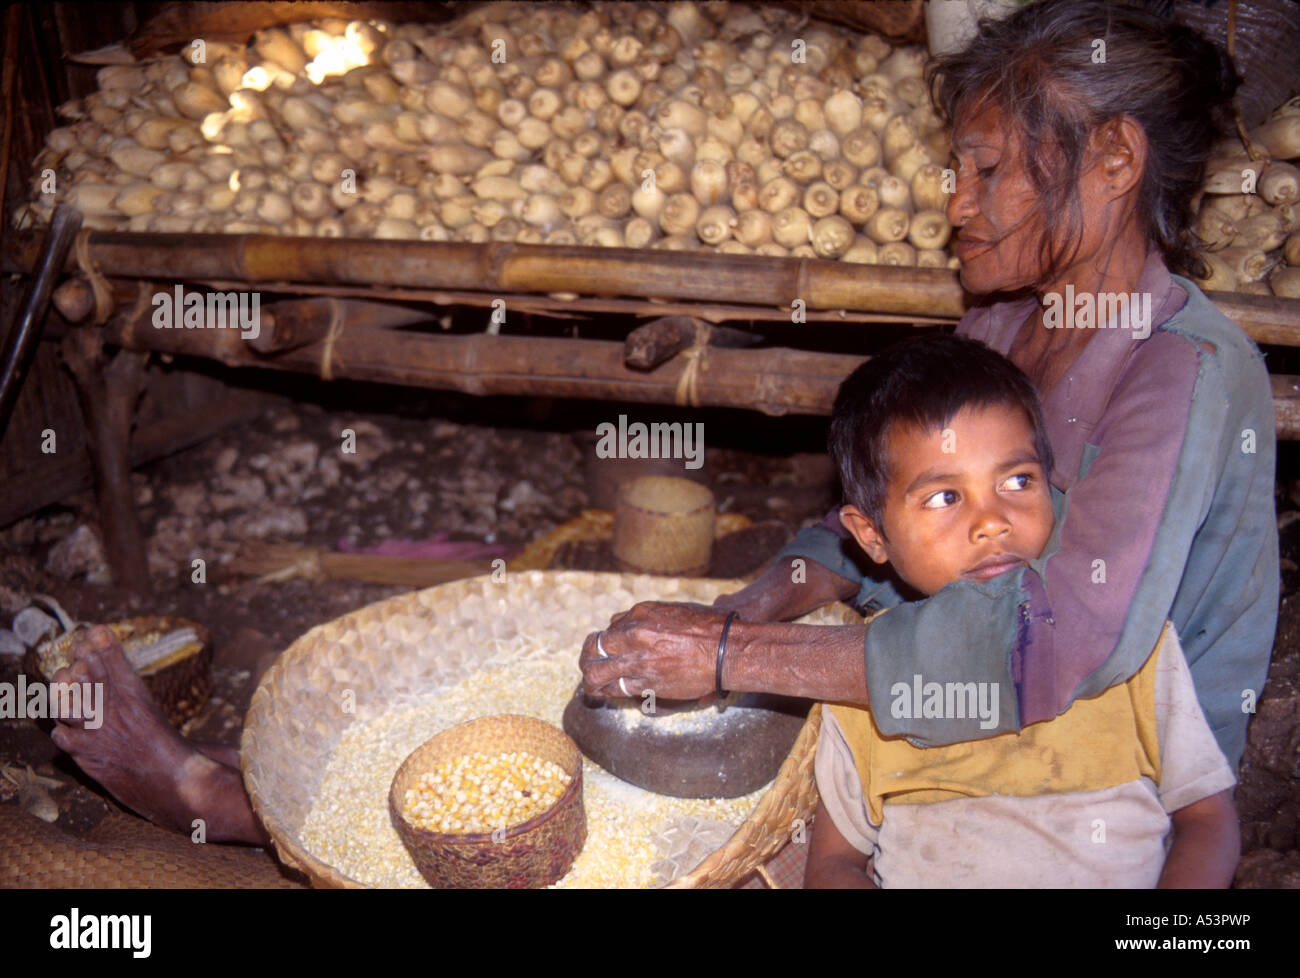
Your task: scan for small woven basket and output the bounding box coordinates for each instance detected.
[27,615,212,729]
[612,476,715,576]
[388,715,586,889]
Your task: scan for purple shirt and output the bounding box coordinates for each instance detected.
[783,252,1278,766]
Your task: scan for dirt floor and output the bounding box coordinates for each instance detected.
[1,383,1297,887]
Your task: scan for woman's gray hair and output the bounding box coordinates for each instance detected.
[929,0,1240,281]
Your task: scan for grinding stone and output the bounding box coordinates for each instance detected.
[562,687,811,799]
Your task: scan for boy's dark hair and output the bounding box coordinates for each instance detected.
[830,335,1054,525]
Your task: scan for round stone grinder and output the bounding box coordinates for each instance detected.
[562,686,810,799]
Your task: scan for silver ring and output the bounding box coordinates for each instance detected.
[618,677,631,696]
[596,631,610,658]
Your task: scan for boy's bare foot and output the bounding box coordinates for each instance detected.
[48,625,267,844]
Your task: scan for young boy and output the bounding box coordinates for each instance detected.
[805,335,1239,888]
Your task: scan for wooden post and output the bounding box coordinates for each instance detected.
[60,327,151,593]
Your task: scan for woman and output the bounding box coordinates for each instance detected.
[580,0,1278,771]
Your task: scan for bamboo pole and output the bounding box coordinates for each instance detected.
[108,302,861,417]
[13,230,1300,345]
[14,231,971,316]
[100,294,1300,435]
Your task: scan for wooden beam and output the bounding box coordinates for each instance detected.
[12,230,1300,346]
[248,296,430,354]
[97,297,1300,436]
[108,304,860,417]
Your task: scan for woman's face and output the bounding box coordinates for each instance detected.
[947,103,1049,295]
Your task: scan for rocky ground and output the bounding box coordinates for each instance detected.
[1,385,1297,887]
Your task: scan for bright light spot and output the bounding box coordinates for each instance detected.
[200,111,226,141]
[242,66,271,91]
[229,169,241,192]
[305,34,371,84]
[228,90,259,119]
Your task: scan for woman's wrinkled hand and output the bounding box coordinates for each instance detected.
[579,601,725,701]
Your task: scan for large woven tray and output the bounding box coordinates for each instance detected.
[241,570,859,888]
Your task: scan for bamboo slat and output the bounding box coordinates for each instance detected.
[13,231,1300,346]
[14,231,971,317]
[191,281,958,327]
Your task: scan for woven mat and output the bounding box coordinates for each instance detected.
[0,803,303,888]
[740,836,810,889]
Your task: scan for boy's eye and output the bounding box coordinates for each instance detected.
[1000,473,1033,491]
[977,163,998,179]
[921,489,959,510]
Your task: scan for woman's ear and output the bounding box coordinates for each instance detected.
[839,505,890,565]
[1092,116,1147,200]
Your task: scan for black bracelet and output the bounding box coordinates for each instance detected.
[715,611,739,698]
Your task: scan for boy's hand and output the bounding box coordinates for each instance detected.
[804,799,877,889]
[711,557,861,623]
[1158,788,1239,888]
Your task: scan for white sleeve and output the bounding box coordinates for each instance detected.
[813,708,880,856]
[1153,625,1237,813]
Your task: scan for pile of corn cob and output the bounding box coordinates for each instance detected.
[1194,97,1300,297]
[17,1,956,267]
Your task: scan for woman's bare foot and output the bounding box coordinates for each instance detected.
[48,625,267,844]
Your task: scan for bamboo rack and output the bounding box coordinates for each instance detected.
[104,285,862,417]
[85,278,1300,435]
[12,231,1300,346]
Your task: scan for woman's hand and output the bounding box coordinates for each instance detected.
[579,601,724,700]
[579,600,871,704]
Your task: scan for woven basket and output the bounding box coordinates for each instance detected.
[507,509,752,573]
[612,476,716,576]
[388,715,585,888]
[666,703,822,888]
[241,571,858,888]
[27,615,212,729]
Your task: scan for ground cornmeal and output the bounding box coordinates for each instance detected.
[299,654,765,888]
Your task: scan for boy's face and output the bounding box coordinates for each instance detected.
[840,403,1054,597]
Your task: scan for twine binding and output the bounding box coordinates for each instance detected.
[72,229,114,325]
[674,322,713,407]
[319,298,345,380]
